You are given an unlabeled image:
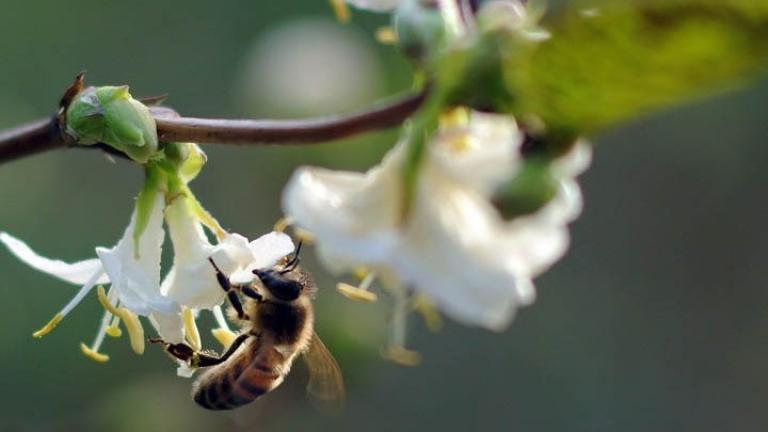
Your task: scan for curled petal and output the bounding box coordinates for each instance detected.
[0,232,109,285]
[247,231,295,270]
[394,181,527,330]
[282,144,404,271]
[96,192,177,315]
[430,112,523,194]
[149,311,185,344]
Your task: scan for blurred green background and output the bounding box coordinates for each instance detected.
[1,1,768,431]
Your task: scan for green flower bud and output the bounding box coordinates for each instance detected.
[160,142,207,184]
[393,0,446,63]
[66,86,159,164]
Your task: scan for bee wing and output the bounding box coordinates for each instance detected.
[303,332,345,413]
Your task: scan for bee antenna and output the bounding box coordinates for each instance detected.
[281,241,303,274]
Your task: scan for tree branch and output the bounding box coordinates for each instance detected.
[155,89,426,144]
[0,88,427,166]
[0,117,68,164]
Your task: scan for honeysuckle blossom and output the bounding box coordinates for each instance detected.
[1,149,296,363]
[161,194,295,310]
[0,190,181,360]
[283,110,591,333]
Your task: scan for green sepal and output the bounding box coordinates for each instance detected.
[494,158,558,218]
[133,164,166,257]
[394,0,446,63]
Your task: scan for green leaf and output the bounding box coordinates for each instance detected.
[505,0,768,136]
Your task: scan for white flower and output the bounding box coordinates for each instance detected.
[2,187,296,365]
[283,110,591,331]
[0,190,184,359]
[161,194,295,310]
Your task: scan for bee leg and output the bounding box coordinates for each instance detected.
[209,257,251,320]
[208,257,232,292]
[240,285,263,302]
[148,338,196,362]
[227,290,247,320]
[193,334,251,367]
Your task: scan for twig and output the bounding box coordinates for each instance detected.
[0,86,427,166]
[156,90,427,145]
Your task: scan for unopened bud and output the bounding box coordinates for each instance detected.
[66,86,159,164]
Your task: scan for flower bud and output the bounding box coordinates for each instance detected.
[393,0,446,63]
[66,86,159,164]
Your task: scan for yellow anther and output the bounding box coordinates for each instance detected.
[183,308,202,352]
[353,267,370,281]
[80,343,109,363]
[337,283,378,303]
[293,227,316,245]
[439,107,471,128]
[119,309,145,355]
[376,26,398,44]
[273,217,292,233]
[412,296,443,332]
[32,314,63,338]
[96,286,121,316]
[212,328,238,350]
[329,0,351,23]
[106,314,122,338]
[382,346,422,367]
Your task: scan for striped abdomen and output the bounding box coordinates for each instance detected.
[192,339,289,410]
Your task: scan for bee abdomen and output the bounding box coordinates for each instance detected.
[193,347,285,410]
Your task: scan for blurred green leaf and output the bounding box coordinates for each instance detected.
[506,0,768,136]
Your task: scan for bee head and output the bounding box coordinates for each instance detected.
[252,268,303,302]
[252,241,304,302]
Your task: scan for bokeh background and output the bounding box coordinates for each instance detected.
[1,1,768,431]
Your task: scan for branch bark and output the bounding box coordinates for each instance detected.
[0,88,427,166]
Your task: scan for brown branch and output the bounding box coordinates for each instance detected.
[0,117,68,164]
[0,88,428,166]
[155,90,426,144]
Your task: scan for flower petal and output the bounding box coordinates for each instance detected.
[393,180,527,330]
[282,143,405,271]
[96,191,177,316]
[149,311,185,344]
[162,197,225,310]
[430,112,523,194]
[248,231,295,270]
[0,232,110,285]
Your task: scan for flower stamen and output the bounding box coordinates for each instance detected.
[183,307,202,352]
[329,0,351,23]
[120,309,145,355]
[96,285,145,354]
[211,305,237,349]
[106,314,122,338]
[382,287,421,366]
[376,26,397,44]
[274,217,315,244]
[80,309,113,363]
[411,295,443,332]
[32,269,105,338]
[337,271,378,303]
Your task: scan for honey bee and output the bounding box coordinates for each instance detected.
[150,243,345,411]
